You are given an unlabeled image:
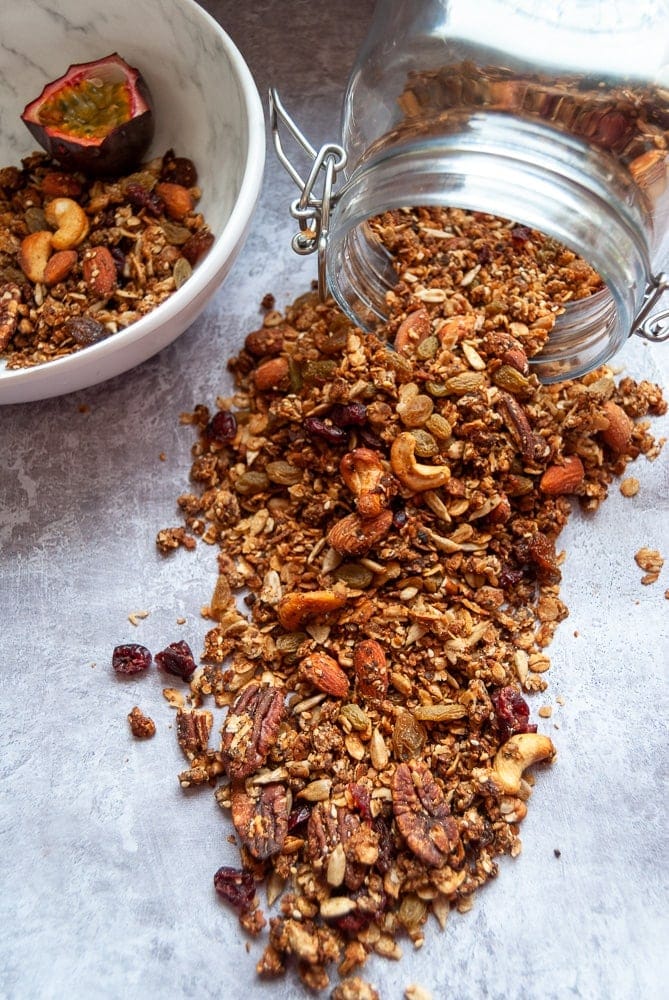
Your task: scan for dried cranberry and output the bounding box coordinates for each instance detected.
[328,402,367,427]
[335,909,372,936]
[335,885,387,936]
[155,640,197,680]
[304,416,347,444]
[213,866,256,912]
[287,804,311,831]
[499,566,524,589]
[112,643,152,675]
[206,409,237,443]
[349,782,372,821]
[510,225,532,244]
[492,686,537,741]
[126,182,164,217]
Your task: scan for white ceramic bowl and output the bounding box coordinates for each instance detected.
[0,0,265,404]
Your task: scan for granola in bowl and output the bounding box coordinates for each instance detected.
[0,150,213,370]
[141,207,665,994]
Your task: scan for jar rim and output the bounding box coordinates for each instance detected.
[327,112,651,379]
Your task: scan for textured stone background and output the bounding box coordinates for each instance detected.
[1,2,667,998]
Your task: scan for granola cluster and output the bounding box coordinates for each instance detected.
[155,208,665,994]
[0,149,213,368]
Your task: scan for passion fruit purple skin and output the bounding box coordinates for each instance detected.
[21,53,154,176]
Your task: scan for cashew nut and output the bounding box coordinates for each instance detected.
[340,448,388,518]
[18,230,53,283]
[492,732,556,796]
[44,197,90,249]
[390,431,450,492]
[340,448,384,495]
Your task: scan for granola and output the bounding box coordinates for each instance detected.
[147,207,665,993]
[0,149,213,369]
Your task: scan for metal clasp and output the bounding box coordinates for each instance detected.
[633,272,669,343]
[269,88,347,299]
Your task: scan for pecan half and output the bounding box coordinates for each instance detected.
[176,708,213,760]
[391,760,462,868]
[0,282,21,351]
[306,801,367,890]
[231,781,289,860]
[497,391,549,464]
[220,683,285,780]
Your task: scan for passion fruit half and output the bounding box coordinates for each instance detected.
[21,53,154,176]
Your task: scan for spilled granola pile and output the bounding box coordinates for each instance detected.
[152,208,665,994]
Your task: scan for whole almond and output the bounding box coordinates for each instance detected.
[327,509,393,557]
[353,639,388,701]
[19,230,53,283]
[539,454,585,495]
[82,246,117,298]
[300,651,349,698]
[245,326,286,357]
[501,344,530,375]
[600,401,633,454]
[155,182,194,221]
[43,249,78,287]
[253,356,290,391]
[394,308,431,354]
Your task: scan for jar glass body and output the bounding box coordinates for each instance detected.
[326,0,669,380]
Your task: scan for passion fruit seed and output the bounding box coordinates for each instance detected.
[36,78,133,140]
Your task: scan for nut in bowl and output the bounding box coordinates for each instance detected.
[0,0,265,404]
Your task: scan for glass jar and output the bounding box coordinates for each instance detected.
[272,0,669,381]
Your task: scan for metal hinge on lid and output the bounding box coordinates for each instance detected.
[633,272,669,342]
[269,88,347,299]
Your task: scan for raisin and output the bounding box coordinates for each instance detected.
[391,496,408,529]
[304,416,347,444]
[358,426,385,450]
[63,316,111,346]
[155,639,197,680]
[109,247,126,278]
[372,817,394,873]
[206,409,237,443]
[126,182,165,217]
[182,230,214,266]
[491,686,537,741]
[392,710,426,761]
[161,150,198,187]
[516,532,562,585]
[112,643,152,675]
[213,865,256,913]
